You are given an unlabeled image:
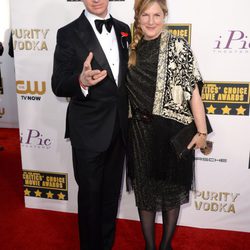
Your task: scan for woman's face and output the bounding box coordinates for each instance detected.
[139,2,165,40]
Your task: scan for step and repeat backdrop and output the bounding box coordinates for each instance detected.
[10,0,250,232]
[0,0,18,128]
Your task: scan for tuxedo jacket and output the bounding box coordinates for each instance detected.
[52,11,131,152]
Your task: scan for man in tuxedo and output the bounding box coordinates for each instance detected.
[51,0,131,249]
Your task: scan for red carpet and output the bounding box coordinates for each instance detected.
[0,128,249,250]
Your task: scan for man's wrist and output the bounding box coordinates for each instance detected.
[79,75,88,90]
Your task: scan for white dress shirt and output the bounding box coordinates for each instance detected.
[81,9,120,96]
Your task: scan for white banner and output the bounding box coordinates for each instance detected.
[10,0,250,232]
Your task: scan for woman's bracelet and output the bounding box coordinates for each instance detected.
[197,132,207,137]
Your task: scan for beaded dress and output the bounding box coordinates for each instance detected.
[126,35,195,211]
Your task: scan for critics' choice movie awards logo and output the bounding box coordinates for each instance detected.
[20,129,52,149]
[202,81,250,116]
[214,30,249,53]
[193,191,240,214]
[12,29,49,51]
[23,170,68,200]
[167,24,191,44]
[16,80,46,101]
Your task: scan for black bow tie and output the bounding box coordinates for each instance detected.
[94,18,113,34]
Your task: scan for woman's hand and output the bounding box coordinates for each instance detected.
[187,133,207,150]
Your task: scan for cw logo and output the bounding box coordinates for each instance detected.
[16,80,46,95]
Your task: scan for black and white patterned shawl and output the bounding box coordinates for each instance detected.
[152,30,203,125]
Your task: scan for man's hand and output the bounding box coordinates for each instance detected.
[79,52,107,87]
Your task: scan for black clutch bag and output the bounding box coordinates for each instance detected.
[170,115,213,160]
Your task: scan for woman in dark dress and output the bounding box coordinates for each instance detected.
[126,0,208,249]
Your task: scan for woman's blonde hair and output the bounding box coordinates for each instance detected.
[128,0,168,67]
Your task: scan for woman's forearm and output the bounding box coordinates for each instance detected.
[189,84,207,134]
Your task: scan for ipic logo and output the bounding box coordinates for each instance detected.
[214,30,249,53]
[20,129,52,149]
[0,107,5,118]
[16,80,46,101]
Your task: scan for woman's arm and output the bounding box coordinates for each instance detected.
[187,84,207,149]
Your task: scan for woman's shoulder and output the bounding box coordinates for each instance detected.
[163,30,192,54]
[166,30,188,44]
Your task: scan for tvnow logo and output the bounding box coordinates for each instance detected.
[16,80,46,101]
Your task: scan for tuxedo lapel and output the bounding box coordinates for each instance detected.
[77,11,115,82]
